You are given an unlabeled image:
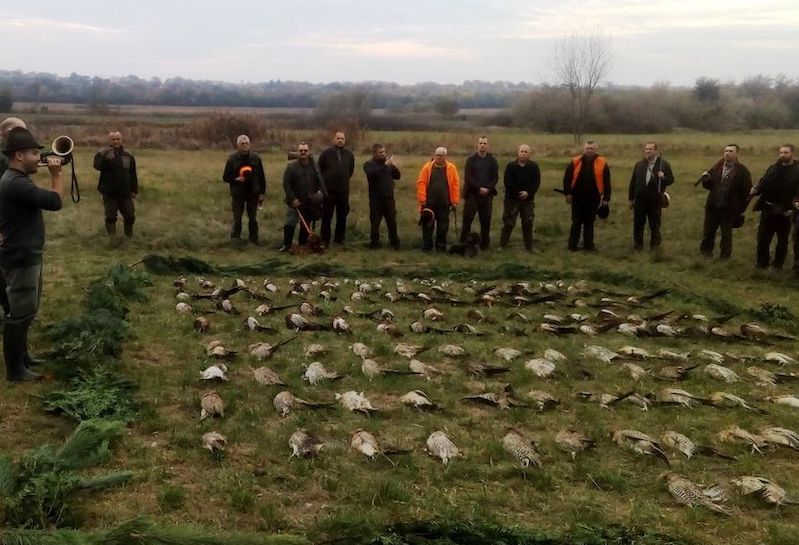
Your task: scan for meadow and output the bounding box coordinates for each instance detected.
[1,122,798,545]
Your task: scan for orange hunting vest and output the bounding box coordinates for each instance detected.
[570,155,606,196]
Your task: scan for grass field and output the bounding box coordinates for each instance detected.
[1,126,798,544]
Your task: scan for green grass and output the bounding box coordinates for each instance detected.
[1,127,799,544]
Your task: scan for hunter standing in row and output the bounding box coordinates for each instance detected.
[628,141,674,251]
[500,144,540,251]
[280,142,326,252]
[0,117,27,317]
[750,144,799,269]
[416,147,460,252]
[94,131,138,238]
[364,144,401,250]
[0,128,64,381]
[699,144,752,259]
[318,131,354,247]
[460,136,498,250]
[222,134,266,244]
[562,141,611,252]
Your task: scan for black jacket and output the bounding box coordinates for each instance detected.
[628,157,674,202]
[94,146,138,197]
[222,151,266,198]
[318,146,355,193]
[503,161,541,201]
[364,158,400,200]
[283,159,326,206]
[0,168,62,267]
[752,160,799,215]
[463,153,499,198]
[702,161,752,214]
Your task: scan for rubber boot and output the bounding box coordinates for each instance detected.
[105,220,116,236]
[522,225,533,251]
[248,219,258,245]
[499,226,511,248]
[4,322,41,382]
[123,218,134,238]
[278,225,294,252]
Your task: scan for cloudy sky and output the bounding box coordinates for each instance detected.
[3,0,798,86]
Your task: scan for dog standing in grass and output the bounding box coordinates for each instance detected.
[449,232,480,257]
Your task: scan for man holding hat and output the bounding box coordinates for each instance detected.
[0,127,64,381]
[562,141,611,251]
[500,144,540,251]
[416,147,460,252]
[222,134,266,244]
[94,131,139,238]
[698,144,752,259]
[628,141,674,251]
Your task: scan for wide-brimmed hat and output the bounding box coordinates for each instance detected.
[597,203,610,219]
[2,127,43,155]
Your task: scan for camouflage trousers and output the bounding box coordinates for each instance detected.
[1,264,42,325]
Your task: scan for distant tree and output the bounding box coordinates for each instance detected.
[314,88,373,125]
[88,77,109,113]
[693,77,721,102]
[432,96,459,116]
[547,33,613,142]
[0,86,12,112]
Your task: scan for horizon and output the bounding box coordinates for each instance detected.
[3,0,798,87]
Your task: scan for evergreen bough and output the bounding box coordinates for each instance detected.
[0,517,307,545]
[0,420,131,528]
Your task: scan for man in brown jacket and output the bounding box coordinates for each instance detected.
[698,144,752,259]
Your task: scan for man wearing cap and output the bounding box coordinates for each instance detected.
[280,142,326,252]
[750,144,799,269]
[416,147,460,252]
[628,141,674,251]
[0,117,27,317]
[222,134,266,244]
[94,131,139,238]
[500,144,540,251]
[318,131,355,247]
[562,141,611,251]
[0,128,64,381]
[698,144,752,259]
[0,117,27,178]
[460,136,498,250]
[363,143,401,250]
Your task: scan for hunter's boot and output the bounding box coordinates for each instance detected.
[4,322,41,382]
[279,226,294,252]
[105,220,117,236]
[248,219,259,244]
[123,217,135,238]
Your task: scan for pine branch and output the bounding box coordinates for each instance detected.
[0,456,17,497]
[1,518,308,545]
[53,420,125,471]
[75,471,133,491]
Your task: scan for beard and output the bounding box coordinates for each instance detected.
[23,160,39,175]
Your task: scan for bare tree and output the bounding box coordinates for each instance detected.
[547,33,612,142]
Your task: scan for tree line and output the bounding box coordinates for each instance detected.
[1,70,798,134]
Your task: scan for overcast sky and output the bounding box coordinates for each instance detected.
[3,0,798,86]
